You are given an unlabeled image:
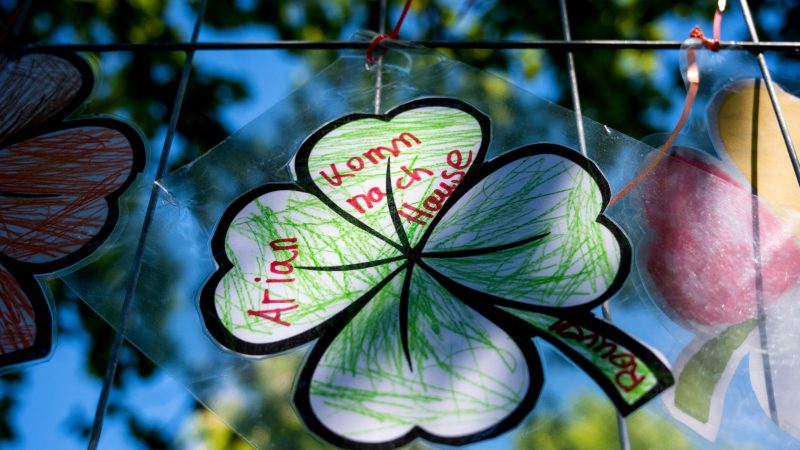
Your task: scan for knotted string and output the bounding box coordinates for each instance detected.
[690,2,725,52]
[367,0,414,64]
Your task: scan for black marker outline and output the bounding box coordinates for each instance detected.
[0,50,146,370]
[199,98,672,449]
[0,265,53,369]
[292,97,491,252]
[385,159,410,252]
[199,182,409,356]
[398,264,414,371]
[295,255,406,272]
[421,232,550,259]
[293,264,545,450]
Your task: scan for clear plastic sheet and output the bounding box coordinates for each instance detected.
[61,36,800,448]
[638,41,800,443]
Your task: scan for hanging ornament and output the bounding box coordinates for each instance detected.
[632,36,800,440]
[198,97,673,447]
[62,35,679,447]
[653,80,800,441]
[648,149,800,442]
[641,147,800,328]
[0,51,145,370]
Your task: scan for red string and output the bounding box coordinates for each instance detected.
[367,0,414,64]
[712,6,723,46]
[690,5,724,52]
[608,48,699,205]
[0,2,25,45]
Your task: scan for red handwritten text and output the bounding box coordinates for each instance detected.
[343,148,474,226]
[248,238,300,327]
[346,186,386,214]
[319,132,421,186]
[397,149,473,224]
[396,165,434,189]
[548,319,646,393]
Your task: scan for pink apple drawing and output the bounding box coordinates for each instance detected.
[639,146,800,441]
[641,147,800,328]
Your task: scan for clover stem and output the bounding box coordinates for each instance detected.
[294,255,406,271]
[385,158,411,252]
[421,232,550,259]
[399,263,415,371]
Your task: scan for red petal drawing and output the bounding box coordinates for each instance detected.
[0,51,145,370]
[0,262,51,368]
[0,122,144,267]
[641,148,800,327]
[0,52,90,145]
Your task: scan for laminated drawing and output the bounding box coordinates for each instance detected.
[0,51,145,371]
[653,79,800,441]
[199,98,674,448]
[54,46,680,449]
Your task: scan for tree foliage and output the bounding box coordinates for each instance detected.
[514,395,696,450]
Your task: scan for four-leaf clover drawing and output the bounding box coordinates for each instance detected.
[200,98,673,448]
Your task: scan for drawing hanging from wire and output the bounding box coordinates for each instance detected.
[199,98,673,448]
[0,50,145,371]
[645,79,800,440]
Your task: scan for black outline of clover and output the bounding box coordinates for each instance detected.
[200,98,673,449]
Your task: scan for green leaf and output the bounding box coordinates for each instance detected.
[298,101,484,248]
[425,151,623,308]
[206,188,401,349]
[675,320,757,422]
[302,266,538,444]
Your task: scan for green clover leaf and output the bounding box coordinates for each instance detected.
[200,98,673,448]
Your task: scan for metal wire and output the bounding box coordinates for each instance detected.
[739,0,800,189]
[373,0,388,114]
[22,39,800,52]
[558,0,587,157]
[558,2,629,449]
[85,0,208,448]
[738,0,795,426]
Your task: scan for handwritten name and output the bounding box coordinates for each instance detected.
[548,319,646,393]
[247,238,299,327]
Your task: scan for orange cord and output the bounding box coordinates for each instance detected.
[690,4,724,51]
[608,46,701,205]
[608,3,724,206]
